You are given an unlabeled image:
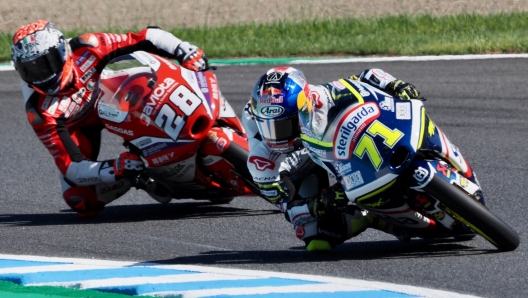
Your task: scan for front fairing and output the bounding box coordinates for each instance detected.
[301,82,427,201]
[95,51,221,166]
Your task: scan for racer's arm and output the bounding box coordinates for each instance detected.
[24,86,141,187]
[355,69,420,99]
[74,27,207,72]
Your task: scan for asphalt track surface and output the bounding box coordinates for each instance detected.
[0,58,526,298]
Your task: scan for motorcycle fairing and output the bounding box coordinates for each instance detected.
[301,81,426,202]
[408,159,483,203]
[419,115,474,180]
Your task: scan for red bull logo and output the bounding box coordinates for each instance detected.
[260,87,283,103]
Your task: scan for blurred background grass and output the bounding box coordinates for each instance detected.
[2,12,528,62]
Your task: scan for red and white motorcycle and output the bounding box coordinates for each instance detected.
[95,51,258,203]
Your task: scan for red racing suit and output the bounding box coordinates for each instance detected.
[243,68,408,247]
[21,27,190,216]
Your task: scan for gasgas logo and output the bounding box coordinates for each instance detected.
[140,77,177,126]
[334,103,379,160]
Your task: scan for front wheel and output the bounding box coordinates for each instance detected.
[423,174,519,251]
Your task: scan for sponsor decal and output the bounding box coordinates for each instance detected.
[98,105,120,120]
[140,77,177,126]
[104,124,133,136]
[436,163,451,178]
[260,87,283,103]
[77,177,100,184]
[196,72,208,92]
[303,142,327,158]
[80,67,96,83]
[132,51,161,71]
[260,189,278,197]
[331,80,346,90]
[86,79,96,91]
[413,166,429,182]
[266,71,284,82]
[208,77,219,101]
[58,97,71,112]
[252,176,277,182]
[372,69,396,82]
[41,96,52,110]
[142,143,168,156]
[65,101,77,118]
[46,97,60,115]
[99,181,126,195]
[75,51,90,66]
[380,96,394,112]
[71,88,86,104]
[396,102,411,120]
[259,105,284,118]
[296,226,306,239]
[249,156,275,171]
[137,138,152,147]
[80,55,96,72]
[335,161,352,175]
[151,152,175,165]
[342,170,364,190]
[460,177,468,188]
[291,212,313,227]
[333,103,380,160]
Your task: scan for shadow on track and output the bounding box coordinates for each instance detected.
[0,201,280,226]
[148,239,495,265]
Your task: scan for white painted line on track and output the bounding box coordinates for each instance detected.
[0,254,480,298]
[287,53,528,64]
[1,53,528,71]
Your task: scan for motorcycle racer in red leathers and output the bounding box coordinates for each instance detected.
[242,66,421,251]
[11,20,209,217]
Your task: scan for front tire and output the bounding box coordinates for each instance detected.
[423,174,519,251]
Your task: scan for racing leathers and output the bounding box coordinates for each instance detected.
[22,27,202,216]
[243,69,420,250]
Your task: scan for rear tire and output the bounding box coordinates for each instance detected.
[423,174,519,251]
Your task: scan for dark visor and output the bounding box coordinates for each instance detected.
[14,47,65,84]
[255,114,300,145]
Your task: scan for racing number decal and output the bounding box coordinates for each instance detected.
[154,85,202,141]
[353,120,404,171]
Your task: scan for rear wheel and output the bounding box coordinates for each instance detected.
[423,174,519,251]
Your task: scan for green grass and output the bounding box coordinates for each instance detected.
[3,12,528,62]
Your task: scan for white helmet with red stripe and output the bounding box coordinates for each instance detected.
[11,20,73,96]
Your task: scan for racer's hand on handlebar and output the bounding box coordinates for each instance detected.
[114,152,145,182]
[308,183,348,218]
[175,41,210,71]
[387,79,420,100]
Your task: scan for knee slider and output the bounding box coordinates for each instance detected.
[63,186,105,213]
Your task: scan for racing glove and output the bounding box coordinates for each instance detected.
[386,80,420,100]
[308,183,348,218]
[175,41,209,71]
[114,152,145,182]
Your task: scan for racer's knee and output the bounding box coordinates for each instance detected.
[62,180,132,217]
[298,210,371,251]
[63,186,105,217]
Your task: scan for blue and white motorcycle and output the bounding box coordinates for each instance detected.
[299,80,519,251]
